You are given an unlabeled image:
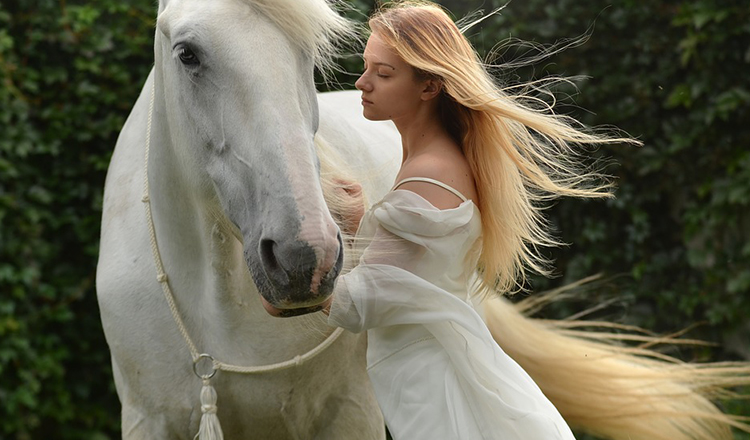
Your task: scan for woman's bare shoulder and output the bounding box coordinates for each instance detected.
[396,147,478,209]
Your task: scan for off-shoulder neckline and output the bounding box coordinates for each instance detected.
[387,188,477,213]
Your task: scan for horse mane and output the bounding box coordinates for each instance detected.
[248,0,355,73]
[314,133,369,267]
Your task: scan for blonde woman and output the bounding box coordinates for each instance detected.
[303,2,747,439]
[322,2,608,438]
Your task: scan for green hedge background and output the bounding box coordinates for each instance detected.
[1,0,747,438]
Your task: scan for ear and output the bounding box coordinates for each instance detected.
[420,79,442,101]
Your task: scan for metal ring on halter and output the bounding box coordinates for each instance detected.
[193,353,217,379]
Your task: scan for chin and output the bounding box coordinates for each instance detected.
[362,110,386,122]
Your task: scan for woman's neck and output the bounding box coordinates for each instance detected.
[393,103,448,163]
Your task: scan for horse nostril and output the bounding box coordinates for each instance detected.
[259,238,281,279]
[256,232,340,304]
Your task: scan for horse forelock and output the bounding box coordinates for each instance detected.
[247,0,355,74]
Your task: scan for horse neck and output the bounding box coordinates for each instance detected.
[145,83,331,365]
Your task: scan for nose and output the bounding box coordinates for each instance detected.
[355,73,370,92]
[258,231,344,309]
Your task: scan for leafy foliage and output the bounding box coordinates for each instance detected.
[480,0,750,340]
[1,0,747,438]
[0,0,154,437]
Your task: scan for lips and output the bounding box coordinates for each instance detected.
[260,295,333,318]
[361,97,373,105]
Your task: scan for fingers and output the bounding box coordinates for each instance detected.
[333,179,363,196]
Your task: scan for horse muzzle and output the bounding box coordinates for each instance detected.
[249,230,343,317]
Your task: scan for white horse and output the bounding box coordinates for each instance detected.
[97,0,399,438]
[98,0,749,439]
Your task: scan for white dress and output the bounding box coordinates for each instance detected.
[328,178,575,440]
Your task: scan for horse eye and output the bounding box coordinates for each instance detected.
[178,46,200,66]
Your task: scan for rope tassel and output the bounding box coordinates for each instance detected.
[198,378,224,440]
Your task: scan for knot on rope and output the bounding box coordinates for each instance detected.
[201,404,218,415]
[141,194,150,203]
[157,273,168,283]
[294,355,302,367]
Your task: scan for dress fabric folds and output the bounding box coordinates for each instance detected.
[328,188,575,440]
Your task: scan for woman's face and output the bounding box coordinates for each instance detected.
[355,32,428,122]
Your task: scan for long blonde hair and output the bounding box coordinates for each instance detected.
[369,1,639,294]
[357,6,750,440]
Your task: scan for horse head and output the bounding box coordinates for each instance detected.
[153,0,351,315]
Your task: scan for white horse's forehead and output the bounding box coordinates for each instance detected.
[156,0,319,175]
[157,0,303,92]
[158,0,272,43]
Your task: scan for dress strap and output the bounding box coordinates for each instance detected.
[393,177,468,203]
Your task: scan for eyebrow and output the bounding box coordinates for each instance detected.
[374,62,396,70]
[363,56,396,70]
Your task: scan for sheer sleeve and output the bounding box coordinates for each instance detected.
[326,224,428,333]
[327,190,480,333]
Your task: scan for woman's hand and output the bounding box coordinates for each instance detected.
[333,179,365,236]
